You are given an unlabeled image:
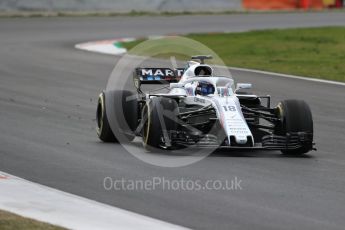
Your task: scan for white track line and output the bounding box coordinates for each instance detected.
[0,171,188,230]
[229,66,345,86]
[75,37,345,87]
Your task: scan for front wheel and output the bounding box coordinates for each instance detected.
[142,97,179,150]
[275,99,314,155]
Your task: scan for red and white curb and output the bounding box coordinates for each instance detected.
[75,35,165,56]
[75,38,136,55]
[0,171,188,230]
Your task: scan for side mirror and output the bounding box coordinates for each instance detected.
[235,83,252,91]
[170,83,184,89]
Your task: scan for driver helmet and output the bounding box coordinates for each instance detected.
[195,81,215,96]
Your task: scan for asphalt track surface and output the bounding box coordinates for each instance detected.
[1,12,345,229]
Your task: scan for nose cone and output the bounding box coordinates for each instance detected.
[211,96,254,147]
[235,135,248,145]
[226,134,249,146]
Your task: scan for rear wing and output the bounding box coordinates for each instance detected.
[133,68,185,88]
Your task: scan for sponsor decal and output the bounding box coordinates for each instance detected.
[185,87,194,96]
[194,97,206,104]
[175,69,185,77]
[140,68,174,77]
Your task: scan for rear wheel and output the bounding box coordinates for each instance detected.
[96,90,138,143]
[142,97,179,150]
[275,99,313,155]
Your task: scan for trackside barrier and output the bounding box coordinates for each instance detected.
[243,0,343,9]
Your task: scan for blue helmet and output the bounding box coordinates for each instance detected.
[195,81,215,96]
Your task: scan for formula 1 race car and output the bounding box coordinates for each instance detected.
[96,56,315,155]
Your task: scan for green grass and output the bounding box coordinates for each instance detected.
[123,27,345,82]
[0,210,66,230]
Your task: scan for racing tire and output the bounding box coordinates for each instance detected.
[142,97,179,150]
[96,90,138,143]
[96,92,116,142]
[275,99,313,155]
